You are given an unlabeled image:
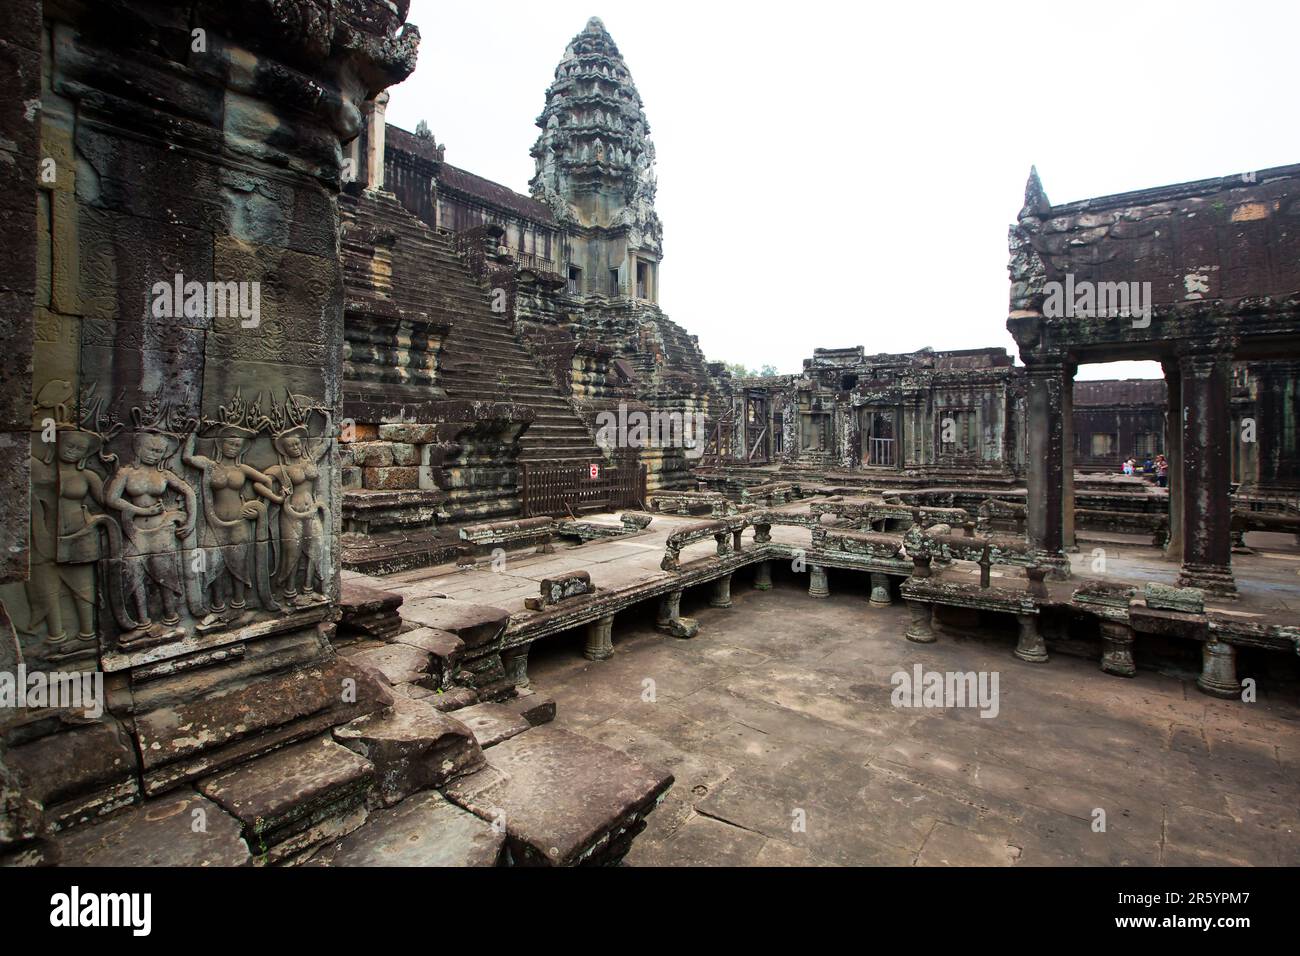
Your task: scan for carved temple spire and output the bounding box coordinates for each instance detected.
[1019,165,1051,220]
[529,17,662,251]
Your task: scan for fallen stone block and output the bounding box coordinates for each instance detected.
[306,791,504,867]
[50,791,250,866]
[444,726,673,866]
[425,686,480,712]
[525,570,594,610]
[4,719,140,832]
[504,694,556,727]
[337,642,433,686]
[197,736,375,865]
[449,702,532,749]
[392,627,463,688]
[400,598,510,650]
[333,697,485,807]
[338,580,404,641]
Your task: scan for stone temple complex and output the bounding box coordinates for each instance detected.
[0,4,1297,872]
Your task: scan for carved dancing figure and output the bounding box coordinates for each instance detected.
[258,397,331,607]
[106,413,197,639]
[183,397,279,623]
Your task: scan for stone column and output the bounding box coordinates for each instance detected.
[656,590,697,639]
[1196,639,1239,699]
[502,646,531,687]
[753,561,772,590]
[1062,362,1077,552]
[1014,613,1048,662]
[1098,619,1135,677]
[1177,348,1237,597]
[1161,359,1184,559]
[1024,361,1071,579]
[869,573,892,607]
[710,573,733,608]
[905,600,935,643]
[808,564,829,598]
[584,613,615,661]
[364,91,389,191]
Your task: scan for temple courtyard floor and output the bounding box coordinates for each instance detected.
[518,574,1300,866]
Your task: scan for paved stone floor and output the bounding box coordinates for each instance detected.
[523,574,1300,866]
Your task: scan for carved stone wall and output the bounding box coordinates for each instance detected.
[1,0,419,838]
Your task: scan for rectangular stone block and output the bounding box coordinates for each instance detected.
[363,466,420,490]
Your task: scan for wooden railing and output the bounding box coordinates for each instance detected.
[520,461,647,518]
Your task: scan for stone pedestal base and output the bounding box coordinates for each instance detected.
[808,565,829,598]
[1014,613,1048,663]
[584,614,615,661]
[709,574,733,609]
[753,561,772,591]
[1098,620,1135,677]
[905,600,935,643]
[1196,640,1239,699]
[502,646,531,687]
[1178,563,1238,600]
[869,573,892,607]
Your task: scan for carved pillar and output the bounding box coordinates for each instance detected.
[364,91,389,191]
[753,561,772,591]
[502,645,531,687]
[1014,613,1048,662]
[656,589,697,639]
[1196,639,1239,699]
[1024,361,1070,579]
[1098,619,1135,677]
[808,564,829,598]
[1062,361,1077,552]
[709,573,733,608]
[1162,359,1184,559]
[869,573,892,607]
[1177,348,1237,597]
[584,613,615,661]
[905,600,935,643]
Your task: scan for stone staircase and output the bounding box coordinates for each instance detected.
[342,191,607,468]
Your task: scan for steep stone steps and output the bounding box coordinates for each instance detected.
[341,190,607,467]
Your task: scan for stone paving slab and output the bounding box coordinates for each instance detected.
[521,582,1300,866]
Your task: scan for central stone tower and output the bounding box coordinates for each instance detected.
[530,17,662,302]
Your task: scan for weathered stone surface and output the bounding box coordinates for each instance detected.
[400,598,510,649]
[333,697,484,806]
[307,790,504,867]
[444,726,673,866]
[338,642,433,687]
[50,791,250,866]
[505,694,557,727]
[197,737,375,863]
[448,701,532,749]
[4,720,139,831]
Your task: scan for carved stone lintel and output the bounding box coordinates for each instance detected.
[808,564,829,598]
[1196,640,1239,699]
[1098,619,1136,678]
[1014,613,1049,663]
[905,599,935,644]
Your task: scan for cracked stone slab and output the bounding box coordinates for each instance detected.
[399,597,511,649]
[307,791,505,867]
[50,791,250,866]
[197,736,374,862]
[449,701,532,748]
[333,697,484,806]
[443,725,673,866]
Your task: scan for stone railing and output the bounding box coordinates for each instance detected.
[458,516,556,567]
[661,518,749,571]
[647,490,733,517]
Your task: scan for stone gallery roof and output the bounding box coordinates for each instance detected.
[438,162,556,224]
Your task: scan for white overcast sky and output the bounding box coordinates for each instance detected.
[387,0,1299,381]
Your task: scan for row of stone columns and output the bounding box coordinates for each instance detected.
[803,564,895,607]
